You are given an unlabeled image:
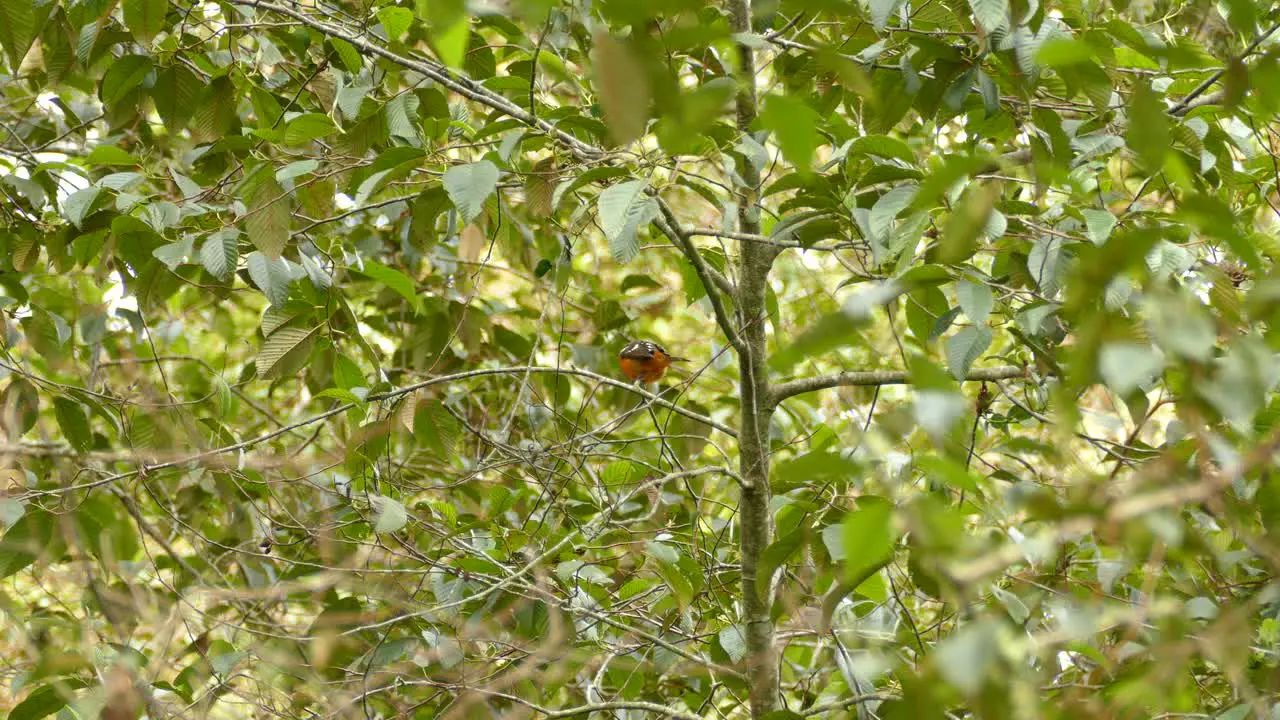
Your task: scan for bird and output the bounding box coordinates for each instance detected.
[618,340,688,384]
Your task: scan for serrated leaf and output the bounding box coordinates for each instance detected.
[956,279,994,324]
[244,175,290,258]
[276,159,319,183]
[385,93,420,141]
[152,235,194,270]
[85,145,138,167]
[758,94,822,173]
[191,76,237,144]
[201,230,240,280]
[414,400,460,457]
[1026,236,1064,296]
[62,187,100,229]
[869,184,917,241]
[443,160,498,224]
[719,625,747,663]
[434,15,470,69]
[597,179,658,264]
[0,0,53,70]
[1099,342,1164,395]
[53,397,92,453]
[1,379,40,436]
[247,251,294,306]
[370,495,408,533]
[153,64,202,130]
[123,0,166,43]
[594,31,650,145]
[946,325,993,379]
[869,0,906,30]
[1082,209,1116,245]
[329,37,362,73]
[255,326,317,379]
[843,499,897,582]
[358,261,419,308]
[284,113,339,146]
[850,134,915,165]
[377,6,413,40]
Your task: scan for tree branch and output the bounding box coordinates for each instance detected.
[231,0,603,161]
[654,203,745,354]
[30,366,736,497]
[771,365,1031,405]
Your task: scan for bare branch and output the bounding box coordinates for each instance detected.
[654,203,746,355]
[771,365,1030,404]
[33,366,737,496]
[230,0,604,160]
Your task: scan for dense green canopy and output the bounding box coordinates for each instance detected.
[1,0,1280,718]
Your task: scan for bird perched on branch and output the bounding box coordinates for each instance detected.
[618,340,687,384]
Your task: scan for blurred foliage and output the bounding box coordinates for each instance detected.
[0,0,1279,717]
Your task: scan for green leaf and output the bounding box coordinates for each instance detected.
[0,379,39,436]
[757,528,807,601]
[0,0,53,71]
[1082,209,1117,245]
[0,508,54,579]
[1026,236,1065,296]
[123,0,167,43]
[329,38,363,73]
[100,55,152,107]
[53,397,92,453]
[85,145,139,167]
[946,325,993,379]
[62,187,100,229]
[1145,292,1216,361]
[152,235,194,270]
[244,175,290,258]
[869,0,906,29]
[371,495,408,533]
[956,279,993,324]
[917,455,981,492]
[378,6,413,40]
[850,134,916,165]
[200,230,240,280]
[153,64,202,130]
[191,76,238,143]
[414,400,460,457]
[284,113,340,146]
[255,325,317,379]
[968,0,1008,33]
[246,251,294,306]
[1099,342,1164,395]
[597,179,658,264]
[758,94,821,173]
[5,678,90,720]
[718,625,747,663]
[843,499,897,582]
[433,14,470,69]
[357,261,419,309]
[594,31,650,145]
[443,160,499,224]
[1127,82,1168,171]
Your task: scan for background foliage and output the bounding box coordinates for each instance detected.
[2,0,1280,717]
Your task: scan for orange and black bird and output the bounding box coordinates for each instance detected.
[618,340,687,384]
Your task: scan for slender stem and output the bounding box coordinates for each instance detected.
[770,365,1030,404]
[727,1,782,716]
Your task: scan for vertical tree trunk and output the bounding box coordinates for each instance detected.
[727,0,780,716]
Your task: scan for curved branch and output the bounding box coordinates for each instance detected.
[654,204,745,355]
[43,366,737,495]
[230,0,603,160]
[771,365,1030,405]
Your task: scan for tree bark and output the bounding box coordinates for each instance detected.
[727,0,780,716]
